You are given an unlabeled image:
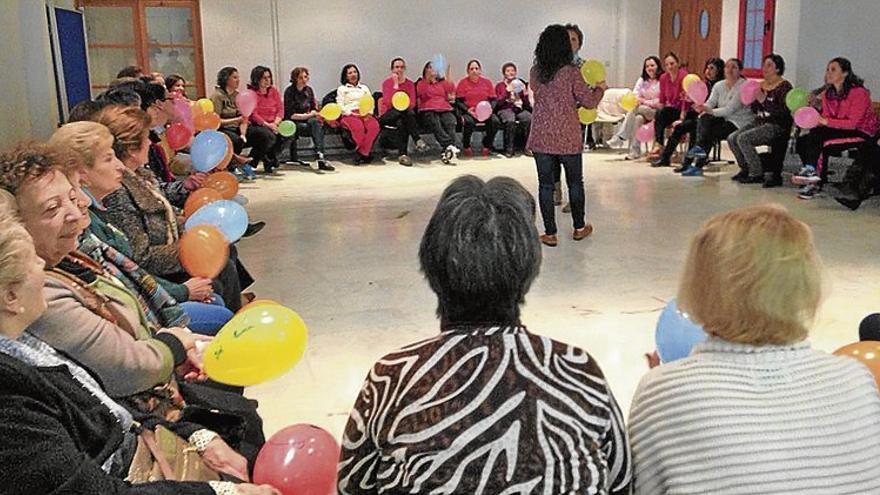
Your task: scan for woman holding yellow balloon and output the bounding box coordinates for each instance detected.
[607,56,662,160]
[379,57,428,167]
[283,67,333,172]
[336,64,381,165]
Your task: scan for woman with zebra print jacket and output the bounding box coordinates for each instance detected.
[337,175,632,494]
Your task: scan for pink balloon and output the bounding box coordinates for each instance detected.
[475,100,493,122]
[740,79,761,105]
[236,89,259,118]
[173,97,194,131]
[636,121,655,143]
[794,106,820,129]
[253,424,339,495]
[686,80,708,106]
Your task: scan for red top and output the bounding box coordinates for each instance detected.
[455,76,495,109]
[822,86,879,137]
[658,68,690,113]
[249,86,284,125]
[416,79,455,112]
[380,77,416,115]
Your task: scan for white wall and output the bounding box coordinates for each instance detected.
[201,0,662,97]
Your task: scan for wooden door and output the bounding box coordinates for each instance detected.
[659,0,722,72]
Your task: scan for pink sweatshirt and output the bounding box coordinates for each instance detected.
[822,86,879,137]
[416,79,455,112]
[658,68,690,113]
[633,77,661,108]
[455,76,495,109]
[380,77,416,115]
[249,86,283,125]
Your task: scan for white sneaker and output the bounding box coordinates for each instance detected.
[607,135,625,149]
[442,145,458,165]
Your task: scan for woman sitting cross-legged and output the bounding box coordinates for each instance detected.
[416,61,460,164]
[607,55,662,160]
[379,57,428,166]
[283,66,333,171]
[628,204,880,494]
[0,195,279,495]
[337,175,632,494]
[678,58,756,176]
[337,64,381,165]
[649,52,692,161]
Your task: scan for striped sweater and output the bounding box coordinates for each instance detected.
[629,338,880,494]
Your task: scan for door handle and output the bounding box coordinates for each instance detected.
[764,19,773,33]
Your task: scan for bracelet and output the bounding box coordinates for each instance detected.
[208,481,238,495]
[188,429,220,453]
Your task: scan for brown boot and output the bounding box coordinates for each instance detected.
[573,224,594,241]
[540,234,558,247]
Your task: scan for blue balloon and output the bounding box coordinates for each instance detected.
[190,130,227,172]
[655,299,707,363]
[185,199,249,243]
[431,53,447,79]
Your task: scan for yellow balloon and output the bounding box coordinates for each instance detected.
[682,73,701,92]
[580,59,606,86]
[358,94,375,115]
[197,98,214,113]
[620,91,638,112]
[203,305,308,386]
[391,91,410,111]
[319,103,342,121]
[578,107,598,125]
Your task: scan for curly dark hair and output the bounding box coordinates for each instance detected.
[705,57,725,84]
[534,24,573,84]
[641,56,662,81]
[0,142,76,195]
[501,62,517,75]
[763,54,785,76]
[248,65,272,90]
[216,66,238,90]
[340,64,360,85]
[827,57,865,99]
[164,73,185,92]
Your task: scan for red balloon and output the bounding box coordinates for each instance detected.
[166,122,193,150]
[253,424,339,495]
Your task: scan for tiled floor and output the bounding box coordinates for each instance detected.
[237,148,880,440]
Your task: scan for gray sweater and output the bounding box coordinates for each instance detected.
[705,78,755,129]
[629,338,880,494]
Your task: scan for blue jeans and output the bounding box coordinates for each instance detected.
[534,152,586,235]
[180,293,234,336]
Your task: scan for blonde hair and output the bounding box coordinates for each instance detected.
[0,191,35,288]
[48,121,114,169]
[678,204,823,346]
[93,105,151,161]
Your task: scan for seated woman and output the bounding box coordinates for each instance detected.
[210,67,258,181]
[94,105,253,313]
[337,64,381,165]
[652,57,724,168]
[416,61,460,164]
[0,143,266,472]
[0,196,279,495]
[649,52,691,161]
[629,204,880,494]
[494,62,532,158]
[49,121,233,335]
[607,56,662,160]
[728,54,793,185]
[337,175,632,494]
[678,58,755,176]
[165,73,188,99]
[455,59,500,157]
[379,57,428,167]
[283,67,333,171]
[792,57,879,199]
[247,65,283,174]
[831,138,880,210]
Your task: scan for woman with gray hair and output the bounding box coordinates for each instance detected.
[337,175,632,494]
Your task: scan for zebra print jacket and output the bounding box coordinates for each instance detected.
[337,325,633,494]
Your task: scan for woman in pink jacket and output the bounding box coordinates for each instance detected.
[794,57,879,195]
[247,65,284,174]
[651,53,693,159]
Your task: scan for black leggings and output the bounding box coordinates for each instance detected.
[462,113,500,149]
[379,109,421,153]
[796,127,872,182]
[654,107,697,146]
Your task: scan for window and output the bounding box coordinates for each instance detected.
[78,0,205,97]
[672,11,682,39]
[699,10,710,40]
[738,0,776,78]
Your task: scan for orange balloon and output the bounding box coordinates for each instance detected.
[194,112,221,131]
[216,134,234,171]
[834,341,880,389]
[184,187,223,219]
[238,299,280,314]
[204,171,239,199]
[179,224,229,278]
[191,100,205,117]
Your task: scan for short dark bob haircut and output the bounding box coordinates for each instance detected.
[419,175,541,326]
[216,66,238,90]
[340,64,360,85]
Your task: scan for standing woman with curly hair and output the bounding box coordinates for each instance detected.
[528,24,605,247]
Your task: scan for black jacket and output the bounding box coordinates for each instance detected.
[0,352,213,495]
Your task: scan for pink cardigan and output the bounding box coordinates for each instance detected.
[822,86,878,137]
[658,68,690,113]
[249,86,283,125]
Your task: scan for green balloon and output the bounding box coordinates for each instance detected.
[278,120,296,137]
[785,88,808,112]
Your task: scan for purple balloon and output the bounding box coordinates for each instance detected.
[794,106,820,129]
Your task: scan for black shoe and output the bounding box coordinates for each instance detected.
[504,150,515,158]
[835,196,862,210]
[651,157,671,167]
[242,221,266,238]
[731,171,748,182]
[763,176,783,188]
[741,175,765,184]
[318,159,335,172]
[354,154,367,165]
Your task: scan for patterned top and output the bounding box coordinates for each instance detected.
[527,65,604,155]
[337,325,632,494]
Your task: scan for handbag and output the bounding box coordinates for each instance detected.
[126,425,220,483]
